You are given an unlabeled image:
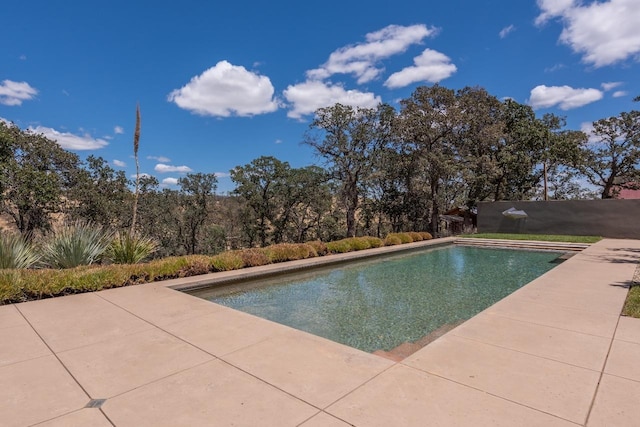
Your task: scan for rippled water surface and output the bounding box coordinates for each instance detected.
[191,245,561,352]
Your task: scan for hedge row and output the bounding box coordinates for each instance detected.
[0,233,433,305]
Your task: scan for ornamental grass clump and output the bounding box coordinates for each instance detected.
[408,232,423,242]
[385,233,413,245]
[306,240,328,256]
[0,233,40,269]
[384,234,402,246]
[42,221,113,269]
[264,243,317,263]
[365,236,384,248]
[326,239,353,254]
[419,231,433,240]
[106,231,158,264]
[211,251,245,271]
[238,248,270,267]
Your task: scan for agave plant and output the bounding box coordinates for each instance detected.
[0,233,40,269]
[106,231,158,264]
[42,221,113,269]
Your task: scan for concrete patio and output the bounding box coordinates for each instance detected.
[1,239,639,426]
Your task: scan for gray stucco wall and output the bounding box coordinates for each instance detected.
[477,200,640,239]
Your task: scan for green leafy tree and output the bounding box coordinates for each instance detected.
[396,85,461,234]
[0,122,80,236]
[67,155,132,229]
[178,172,218,254]
[305,103,394,237]
[230,156,289,246]
[580,110,640,198]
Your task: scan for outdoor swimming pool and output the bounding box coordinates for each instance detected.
[190,245,563,353]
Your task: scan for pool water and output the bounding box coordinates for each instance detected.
[190,245,562,352]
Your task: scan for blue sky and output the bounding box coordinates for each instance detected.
[2,0,639,193]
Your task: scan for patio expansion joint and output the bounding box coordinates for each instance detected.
[584,314,623,426]
[398,363,584,426]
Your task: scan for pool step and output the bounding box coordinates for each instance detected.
[373,320,465,362]
[454,238,589,252]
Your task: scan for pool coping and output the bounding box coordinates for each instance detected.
[165,236,457,292]
[3,238,640,426]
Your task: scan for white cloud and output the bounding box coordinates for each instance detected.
[499,25,516,38]
[544,63,566,73]
[275,139,283,144]
[0,80,38,106]
[283,80,381,119]
[113,159,126,167]
[537,0,640,67]
[307,24,437,84]
[535,0,576,25]
[147,155,171,163]
[215,172,230,178]
[601,81,622,91]
[168,60,279,117]
[161,177,179,186]
[19,55,27,60]
[154,163,193,173]
[612,90,628,98]
[384,49,457,89]
[114,125,124,134]
[29,126,109,150]
[528,85,603,110]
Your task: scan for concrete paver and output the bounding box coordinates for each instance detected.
[403,334,600,424]
[512,284,628,315]
[0,355,89,427]
[486,297,620,338]
[224,329,394,408]
[615,316,640,344]
[450,312,611,371]
[587,374,640,427]
[0,322,51,368]
[57,328,214,398]
[604,339,640,382]
[0,304,25,329]
[98,284,226,326]
[102,359,318,427]
[327,364,577,427]
[162,306,285,356]
[16,293,153,352]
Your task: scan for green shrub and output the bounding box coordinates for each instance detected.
[0,233,40,269]
[211,251,244,271]
[408,232,423,242]
[42,221,113,269]
[106,232,158,264]
[238,248,270,267]
[306,240,328,256]
[384,235,402,246]
[419,231,433,240]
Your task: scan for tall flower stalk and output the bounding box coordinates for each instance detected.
[130,104,141,234]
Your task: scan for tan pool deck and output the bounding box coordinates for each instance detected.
[2,238,640,426]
